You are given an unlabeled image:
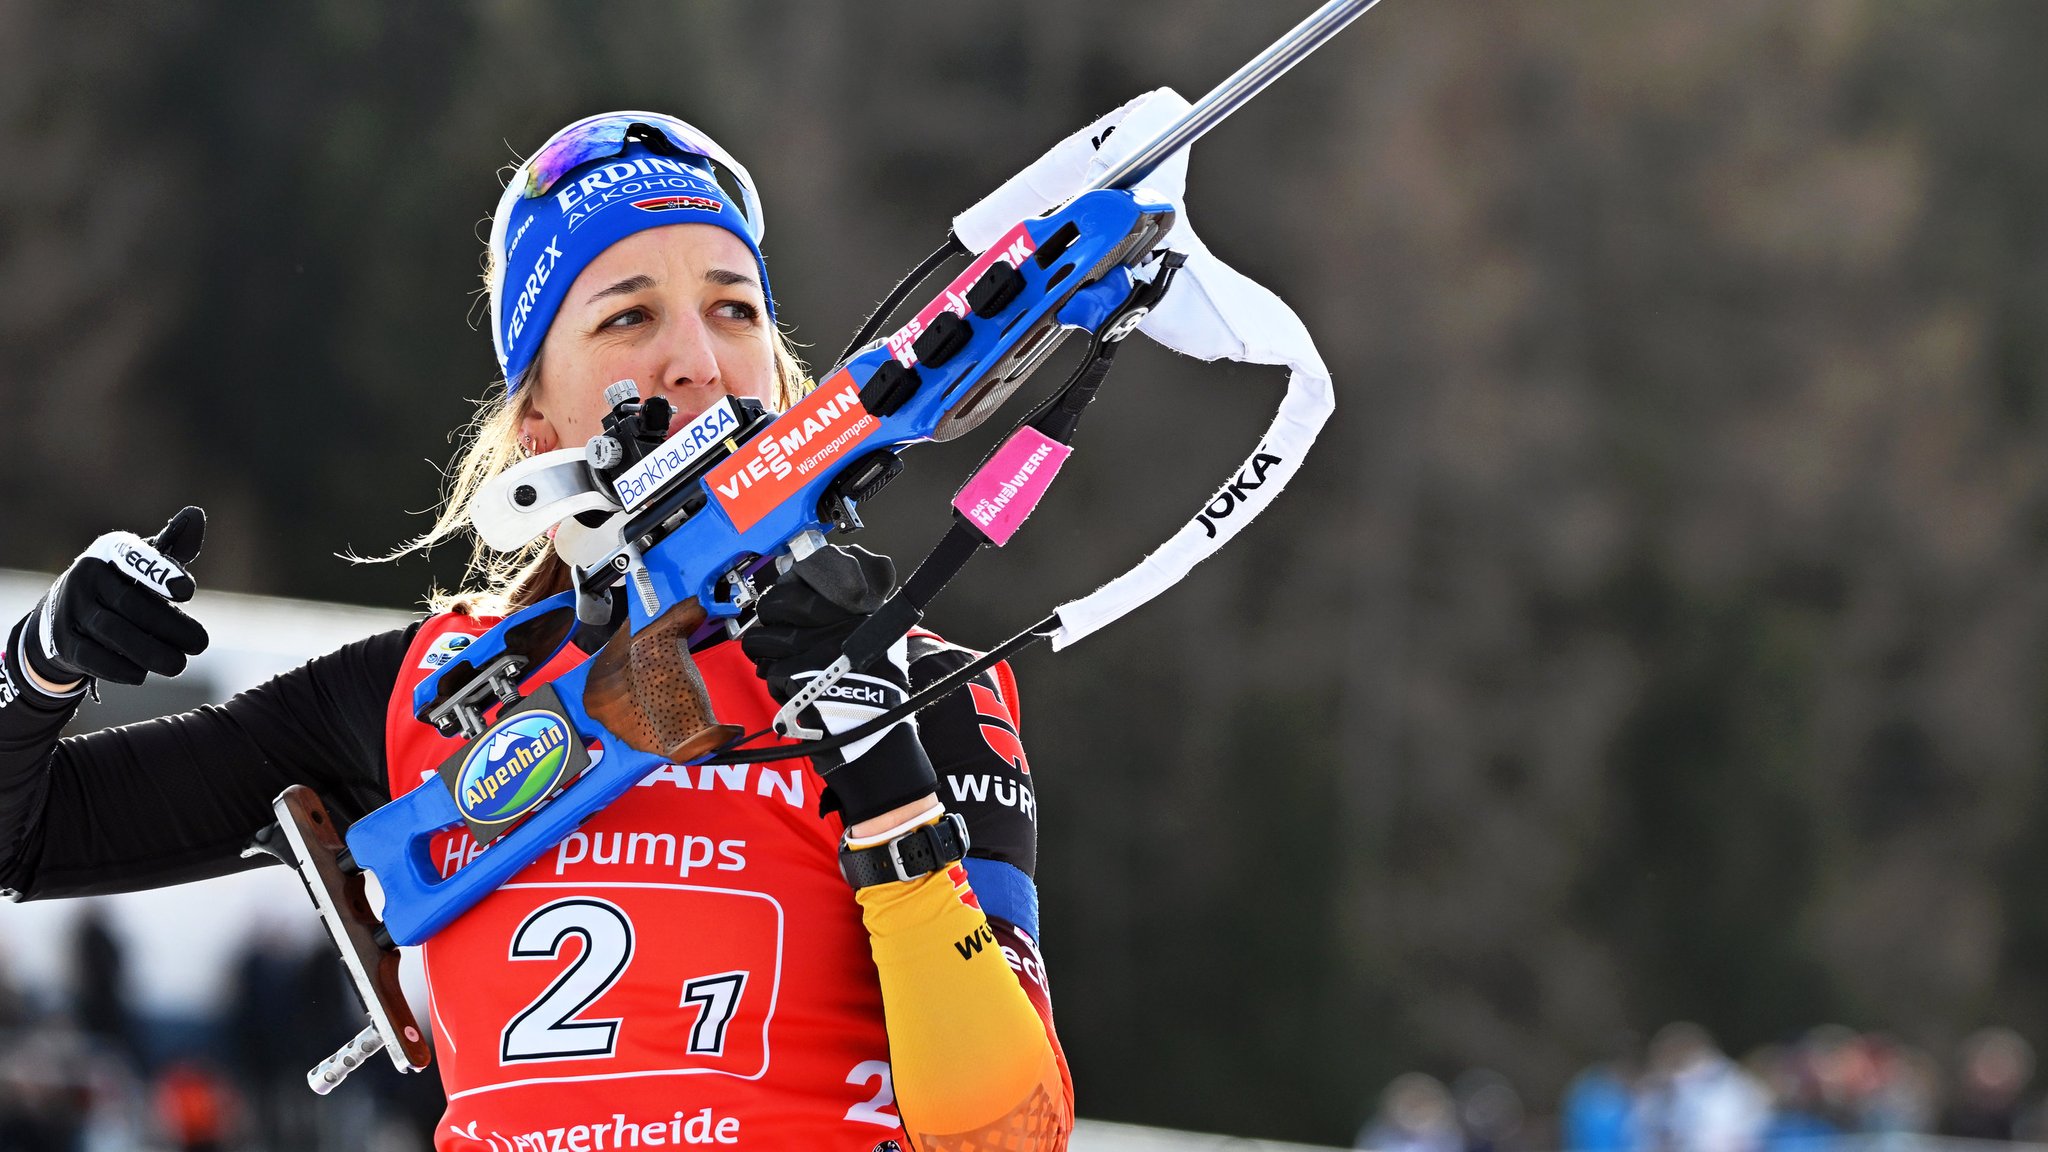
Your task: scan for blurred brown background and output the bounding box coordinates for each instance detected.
[6,0,2048,1145]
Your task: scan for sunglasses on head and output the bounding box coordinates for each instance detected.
[517,111,765,242]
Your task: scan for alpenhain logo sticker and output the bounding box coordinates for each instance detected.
[708,371,879,532]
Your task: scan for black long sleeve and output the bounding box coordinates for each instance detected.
[0,619,418,900]
[0,613,1037,903]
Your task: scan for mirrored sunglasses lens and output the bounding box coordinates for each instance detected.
[523,118,635,199]
[522,114,726,201]
[517,116,757,238]
[644,115,720,161]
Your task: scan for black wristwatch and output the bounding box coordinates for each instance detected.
[839,812,971,889]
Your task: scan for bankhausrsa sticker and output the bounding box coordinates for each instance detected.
[611,402,742,512]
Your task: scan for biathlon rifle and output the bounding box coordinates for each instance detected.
[256,0,1379,1095]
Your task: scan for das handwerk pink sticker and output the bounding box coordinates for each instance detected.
[953,429,1073,546]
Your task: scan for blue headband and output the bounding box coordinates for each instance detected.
[490,137,774,388]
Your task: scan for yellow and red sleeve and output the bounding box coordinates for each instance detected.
[858,859,1074,1151]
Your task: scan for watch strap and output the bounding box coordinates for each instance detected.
[839,812,971,888]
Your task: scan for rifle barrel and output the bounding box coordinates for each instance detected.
[1092,0,1383,193]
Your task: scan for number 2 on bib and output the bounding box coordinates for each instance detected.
[502,898,633,1062]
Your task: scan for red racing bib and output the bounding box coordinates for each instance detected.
[387,613,908,1151]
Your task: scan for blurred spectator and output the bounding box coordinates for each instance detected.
[151,1060,234,1152]
[228,923,357,1151]
[1453,1069,1524,1152]
[1554,1021,2048,1152]
[1561,1037,1640,1152]
[1357,1072,1465,1152]
[0,1021,94,1152]
[67,908,137,1073]
[1939,1026,2034,1141]
[1852,1033,1937,1135]
[1796,1025,1863,1132]
[1635,1023,1769,1152]
[1746,1043,1838,1150]
[0,953,27,1034]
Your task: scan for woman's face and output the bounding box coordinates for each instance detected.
[519,223,774,453]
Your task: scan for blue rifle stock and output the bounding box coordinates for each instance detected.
[347,188,1175,948]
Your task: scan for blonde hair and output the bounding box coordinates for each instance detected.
[385,335,809,617]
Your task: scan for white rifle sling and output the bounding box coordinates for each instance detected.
[955,89,1335,651]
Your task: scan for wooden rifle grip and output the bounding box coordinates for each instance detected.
[584,598,740,762]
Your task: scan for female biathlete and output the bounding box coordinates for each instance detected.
[0,113,1070,1151]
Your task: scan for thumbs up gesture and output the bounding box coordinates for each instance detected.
[12,507,212,695]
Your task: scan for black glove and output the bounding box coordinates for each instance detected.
[15,507,210,693]
[739,544,937,827]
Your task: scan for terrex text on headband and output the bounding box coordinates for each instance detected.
[487,112,773,389]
